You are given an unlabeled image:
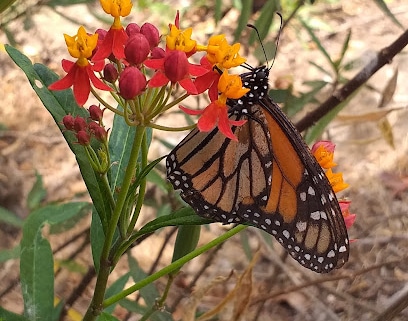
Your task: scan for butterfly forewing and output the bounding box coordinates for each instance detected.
[166,66,349,273]
[167,111,272,224]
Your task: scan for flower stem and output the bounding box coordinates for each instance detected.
[102,224,247,308]
[83,125,146,321]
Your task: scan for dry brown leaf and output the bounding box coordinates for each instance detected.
[181,273,233,321]
[377,118,395,149]
[378,68,398,108]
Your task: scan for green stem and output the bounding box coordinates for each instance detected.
[126,133,148,236]
[103,224,247,308]
[148,123,196,132]
[83,125,146,321]
[139,274,175,321]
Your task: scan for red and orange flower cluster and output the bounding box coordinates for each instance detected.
[312,141,356,230]
[49,0,249,141]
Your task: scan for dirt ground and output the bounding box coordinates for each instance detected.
[1,1,408,320]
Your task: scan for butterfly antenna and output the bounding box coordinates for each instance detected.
[247,12,283,71]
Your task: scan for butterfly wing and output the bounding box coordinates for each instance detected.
[166,96,349,273]
[166,108,272,224]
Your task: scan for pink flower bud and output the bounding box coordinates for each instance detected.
[74,116,87,132]
[119,66,147,100]
[164,50,189,83]
[312,140,336,154]
[151,47,165,59]
[88,105,104,121]
[126,23,140,36]
[62,115,75,130]
[76,130,90,145]
[103,63,118,83]
[94,125,108,141]
[125,34,150,65]
[140,23,160,49]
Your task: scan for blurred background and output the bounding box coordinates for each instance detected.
[1,0,408,320]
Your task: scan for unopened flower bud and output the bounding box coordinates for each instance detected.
[94,125,108,141]
[164,50,188,83]
[103,63,118,83]
[76,130,90,145]
[88,105,104,121]
[62,115,75,130]
[119,66,147,100]
[126,23,140,36]
[74,116,87,132]
[140,23,160,49]
[151,47,165,59]
[125,34,150,65]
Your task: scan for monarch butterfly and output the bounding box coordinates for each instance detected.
[166,64,349,273]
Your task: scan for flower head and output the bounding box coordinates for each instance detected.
[199,35,246,70]
[144,50,207,94]
[312,140,337,169]
[48,26,112,106]
[339,200,356,229]
[92,0,133,61]
[181,71,249,141]
[64,26,98,62]
[166,12,196,55]
[100,0,132,20]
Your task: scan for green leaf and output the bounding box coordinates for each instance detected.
[19,202,89,321]
[138,207,212,235]
[91,208,105,273]
[108,111,137,193]
[108,110,152,194]
[240,230,252,261]
[0,244,20,262]
[146,169,167,192]
[214,0,222,23]
[300,18,336,73]
[234,0,253,42]
[103,273,130,314]
[0,307,30,321]
[46,0,94,6]
[27,171,46,211]
[97,312,120,321]
[304,90,358,144]
[48,203,91,234]
[5,45,111,230]
[334,29,352,70]
[249,0,278,44]
[373,0,404,29]
[0,206,23,228]
[128,255,173,321]
[171,225,201,267]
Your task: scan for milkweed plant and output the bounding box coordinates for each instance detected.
[4,0,355,320]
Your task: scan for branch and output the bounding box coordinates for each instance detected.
[295,29,408,132]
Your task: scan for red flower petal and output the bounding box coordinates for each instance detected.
[179,105,203,115]
[197,102,218,132]
[72,67,91,106]
[61,59,75,73]
[144,58,164,69]
[112,28,128,59]
[188,63,208,77]
[179,78,198,95]
[148,71,169,87]
[87,66,112,91]
[217,107,238,141]
[194,71,219,94]
[48,64,77,90]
